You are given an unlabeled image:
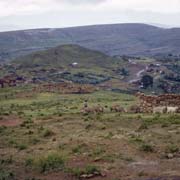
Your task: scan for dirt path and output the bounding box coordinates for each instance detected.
[128,64,148,83]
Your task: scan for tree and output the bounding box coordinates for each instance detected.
[121,68,129,76]
[141,75,153,89]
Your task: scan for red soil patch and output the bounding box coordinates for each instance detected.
[0,116,22,127]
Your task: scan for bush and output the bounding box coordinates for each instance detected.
[0,170,14,180]
[0,156,13,165]
[72,144,88,154]
[140,143,154,152]
[166,144,179,153]
[26,153,65,173]
[42,129,54,137]
[0,126,6,134]
[16,143,27,150]
[70,165,100,178]
[25,157,33,167]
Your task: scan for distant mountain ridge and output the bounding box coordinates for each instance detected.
[0,23,180,61]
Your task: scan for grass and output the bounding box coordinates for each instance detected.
[166,144,179,153]
[15,143,28,151]
[139,143,154,153]
[0,170,14,180]
[26,153,65,173]
[42,129,54,137]
[0,156,13,165]
[69,165,100,178]
[0,87,180,179]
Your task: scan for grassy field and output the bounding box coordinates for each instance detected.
[0,87,180,180]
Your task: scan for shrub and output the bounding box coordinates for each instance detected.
[140,143,154,152]
[72,144,88,154]
[26,153,65,173]
[0,126,6,134]
[0,170,14,180]
[166,144,179,153]
[16,143,27,150]
[25,157,33,167]
[0,156,13,165]
[42,129,54,137]
[70,165,100,178]
[29,137,40,145]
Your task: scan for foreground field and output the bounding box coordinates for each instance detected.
[0,87,180,180]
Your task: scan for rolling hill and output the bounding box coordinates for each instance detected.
[13,44,118,69]
[1,44,179,93]
[10,45,123,85]
[1,23,180,61]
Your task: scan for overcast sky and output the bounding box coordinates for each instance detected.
[0,0,180,31]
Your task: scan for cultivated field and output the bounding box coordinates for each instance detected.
[0,87,180,180]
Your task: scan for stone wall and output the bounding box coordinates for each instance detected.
[136,92,180,113]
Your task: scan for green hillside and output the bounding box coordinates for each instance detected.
[13,44,119,69]
[10,45,125,85]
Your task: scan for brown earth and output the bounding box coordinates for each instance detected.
[0,115,22,127]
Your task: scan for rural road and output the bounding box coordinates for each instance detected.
[129,65,148,83]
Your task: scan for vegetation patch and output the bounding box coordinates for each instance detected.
[0,170,15,180]
[69,165,101,178]
[26,153,65,173]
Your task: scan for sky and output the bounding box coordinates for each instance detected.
[0,0,180,31]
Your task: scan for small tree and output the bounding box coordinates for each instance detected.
[121,68,129,76]
[141,75,153,89]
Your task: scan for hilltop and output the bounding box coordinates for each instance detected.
[1,23,180,61]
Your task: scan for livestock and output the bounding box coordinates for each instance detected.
[110,105,126,113]
[136,92,180,113]
[167,106,179,113]
[94,105,104,113]
[81,107,96,114]
[81,105,104,114]
[153,106,167,114]
[128,105,141,113]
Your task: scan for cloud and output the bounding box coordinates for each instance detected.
[0,0,180,31]
[0,0,180,17]
[0,0,107,17]
[59,0,106,4]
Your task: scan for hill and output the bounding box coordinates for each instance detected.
[1,44,179,93]
[1,23,180,61]
[9,45,123,85]
[13,44,117,69]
